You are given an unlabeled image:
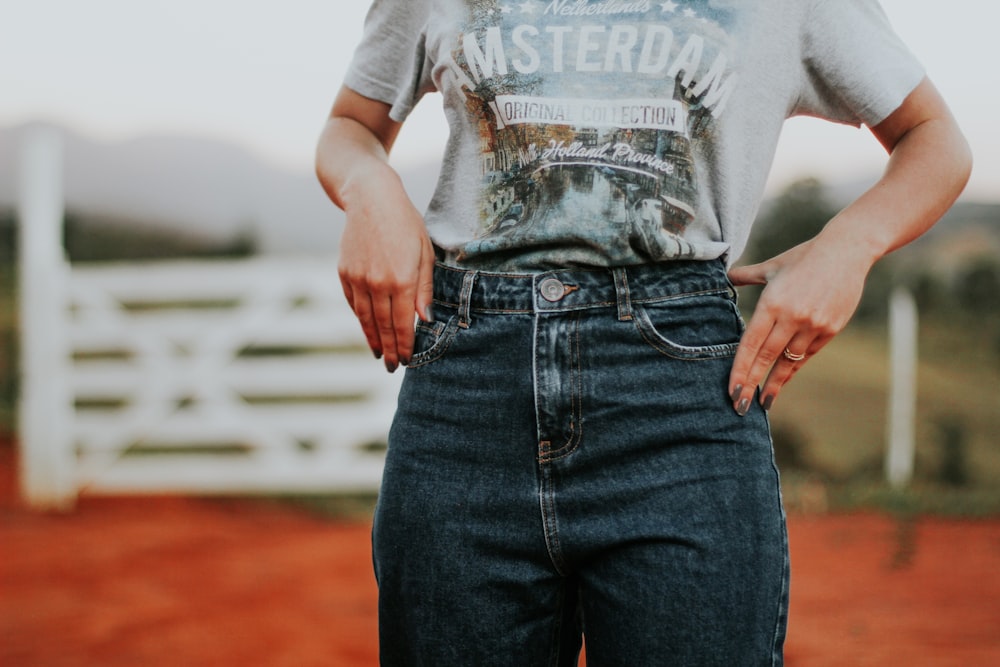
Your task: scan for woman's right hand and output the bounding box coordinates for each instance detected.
[316,86,435,372]
[337,165,435,372]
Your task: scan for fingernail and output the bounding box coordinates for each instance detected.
[730,385,743,403]
[373,350,383,360]
[424,304,435,323]
[762,395,775,411]
[384,360,398,373]
[736,397,751,417]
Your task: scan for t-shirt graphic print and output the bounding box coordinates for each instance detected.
[447,0,739,268]
[347,0,925,271]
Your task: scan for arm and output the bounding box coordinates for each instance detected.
[315,86,435,372]
[727,77,972,415]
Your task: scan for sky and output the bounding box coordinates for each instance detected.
[2,0,997,201]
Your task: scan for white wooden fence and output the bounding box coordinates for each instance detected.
[18,129,399,509]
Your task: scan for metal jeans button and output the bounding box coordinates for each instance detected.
[539,278,566,302]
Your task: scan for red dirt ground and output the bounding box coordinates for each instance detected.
[2,441,998,666]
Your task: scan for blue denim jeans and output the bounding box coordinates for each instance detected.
[373,260,788,666]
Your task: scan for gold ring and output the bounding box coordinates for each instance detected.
[783,347,806,362]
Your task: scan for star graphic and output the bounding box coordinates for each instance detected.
[499,4,513,13]
[683,8,697,18]
[519,1,538,14]
[660,1,678,12]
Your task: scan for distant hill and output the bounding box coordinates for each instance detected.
[0,123,442,256]
[1,121,995,260]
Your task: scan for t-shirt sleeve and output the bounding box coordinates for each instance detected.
[343,0,436,122]
[793,0,925,127]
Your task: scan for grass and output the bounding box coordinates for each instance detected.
[771,314,1000,515]
[0,266,16,437]
[786,319,997,479]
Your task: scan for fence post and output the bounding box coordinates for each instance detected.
[885,286,918,489]
[18,127,75,509]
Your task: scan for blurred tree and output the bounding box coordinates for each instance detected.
[955,257,1000,314]
[744,177,837,265]
[854,260,896,323]
[907,269,947,315]
[0,209,14,263]
[739,178,838,313]
[936,416,970,487]
[63,211,258,262]
[218,226,258,258]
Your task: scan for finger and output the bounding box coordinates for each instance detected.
[355,290,385,360]
[730,310,799,416]
[758,334,815,410]
[728,310,777,415]
[392,283,418,366]
[370,289,400,372]
[339,274,383,359]
[415,244,435,322]
[727,262,769,287]
[339,276,356,314]
[759,334,832,409]
[745,322,802,389]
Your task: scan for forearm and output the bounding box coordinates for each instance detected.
[313,87,435,372]
[315,115,405,213]
[812,92,972,271]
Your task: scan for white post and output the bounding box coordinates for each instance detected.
[885,287,918,489]
[18,128,76,510]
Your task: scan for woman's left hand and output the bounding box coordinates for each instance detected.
[726,237,870,415]
[726,77,972,416]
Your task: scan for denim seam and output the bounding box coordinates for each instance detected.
[764,415,790,666]
[632,307,740,361]
[630,287,733,304]
[433,288,732,315]
[534,288,731,315]
[772,521,791,667]
[538,316,584,464]
[539,465,569,576]
[433,299,533,314]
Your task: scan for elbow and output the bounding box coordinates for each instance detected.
[955,132,974,195]
[939,121,973,205]
[314,124,330,191]
[915,115,973,203]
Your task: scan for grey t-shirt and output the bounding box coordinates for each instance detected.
[344,0,924,271]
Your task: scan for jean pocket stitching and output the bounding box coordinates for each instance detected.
[407,317,460,368]
[633,304,740,360]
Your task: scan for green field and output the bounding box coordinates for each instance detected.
[773,319,998,475]
[766,313,1000,515]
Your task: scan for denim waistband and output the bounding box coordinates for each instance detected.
[432,260,734,317]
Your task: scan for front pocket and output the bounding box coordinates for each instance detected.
[407,310,461,368]
[633,291,743,360]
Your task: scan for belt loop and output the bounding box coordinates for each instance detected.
[612,267,633,322]
[457,270,478,329]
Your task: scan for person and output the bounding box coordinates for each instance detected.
[315,1,971,664]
